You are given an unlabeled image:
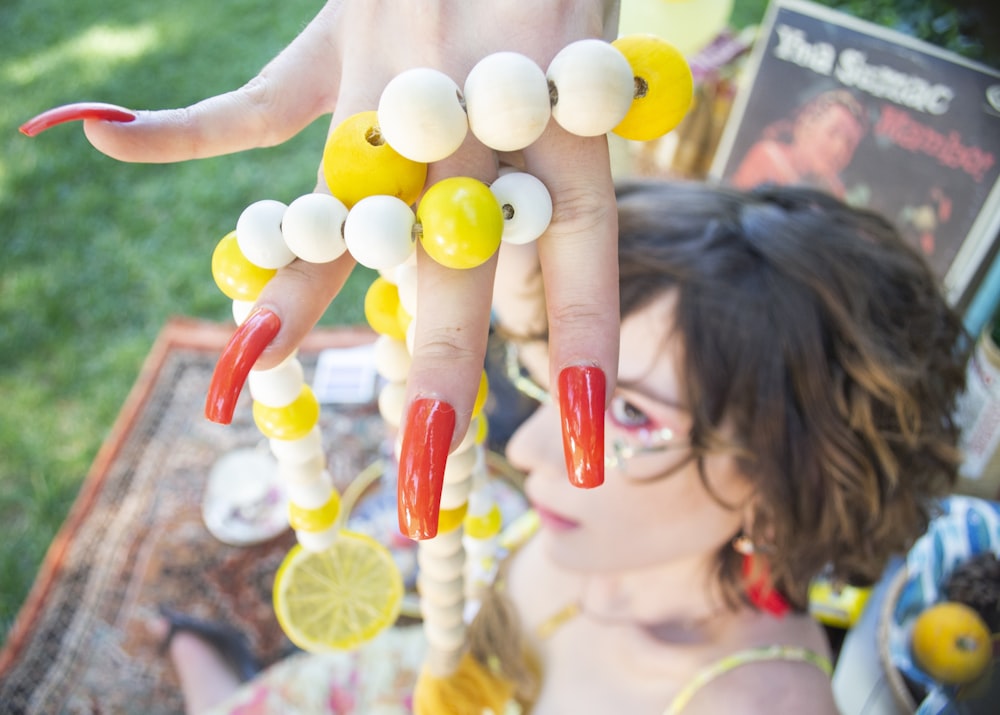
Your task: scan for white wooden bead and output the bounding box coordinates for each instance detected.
[378,380,407,428]
[418,543,466,580]
[296,524,339,552]
[248,357,305,408]
[343,195,416,271]
[393,262,419,316]
[277,452,326,485]
[423,619,467,652]
[378,67,468,163]
[417,573,464,608]
[405,318,417,356]
[236,199,295,269]
[444,446,477,484]
[420,595,465,629]
[419,526,464,557]
[439,476,472,509]
[463,535,498,558]
[464,51,551,151]
[547,39,634,137]
[285,469,334,510]
[373,334,412,382]
[281,193,348,264]
[232,299,255,325]
[269,426,324,464]
[490,171,553,245]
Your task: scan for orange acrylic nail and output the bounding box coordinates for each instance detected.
[397,398,456,540]
[20,102,136,137]
[558,365,605,488]
[205,309,281,424]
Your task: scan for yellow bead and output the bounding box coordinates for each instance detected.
[211,231,277,301]
[475,414,489,445]
[322,111,428,209]
[395,300,412,336]
[253,385,320,441]
[288,489,341,533]
[416,177,503,270]
[611,35,694,141]
[364,277,407,341]
[472,371,489,418]
[437,502,469,534]
[464,504,502,539]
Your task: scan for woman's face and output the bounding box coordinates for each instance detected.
[504,291,752,573]
[794,103,864,175]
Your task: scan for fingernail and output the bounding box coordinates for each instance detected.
[397,398,456,540]
[558,365,605,488]
[205,309,281,424]
[20,102,137,137]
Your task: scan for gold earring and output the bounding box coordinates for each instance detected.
[732,534,755,555]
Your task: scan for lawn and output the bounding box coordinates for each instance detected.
[0,0,376,640]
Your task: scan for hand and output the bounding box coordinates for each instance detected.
[21,0,625,537]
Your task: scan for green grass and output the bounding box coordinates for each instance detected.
[0,0,375,641]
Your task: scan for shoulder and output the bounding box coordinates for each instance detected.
[676,648,838,715]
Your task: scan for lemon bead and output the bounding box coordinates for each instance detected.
[417,177,503,270]
[288,489,342,532]
[236,199,295,269]
[378,68,468,163]
[464,52,550,152]
[364,277,407,341]
[281,193,349,264]
[343,195,416,271]
[465,504,503,540]
[212,231,277,301]
[322,111,427,208]
[253,384,320,441]
[547,39,634,137]
[490,171,553,245]
[437,502,469,534]
[612,35,694,141]
[248,356,305,408]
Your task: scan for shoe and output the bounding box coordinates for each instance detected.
[158,606,260,682]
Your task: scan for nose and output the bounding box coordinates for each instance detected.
[504,401,564,479]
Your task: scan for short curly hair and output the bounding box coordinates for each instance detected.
[614,180,969,610]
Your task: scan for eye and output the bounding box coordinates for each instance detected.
[607,395,652,430]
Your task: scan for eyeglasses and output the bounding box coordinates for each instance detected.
[503,341,695,481]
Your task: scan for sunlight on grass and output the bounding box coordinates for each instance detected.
[3,23,161,85]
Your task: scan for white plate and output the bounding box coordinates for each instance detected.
[202,448,289,546]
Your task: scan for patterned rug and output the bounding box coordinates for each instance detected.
[0,318,386,715]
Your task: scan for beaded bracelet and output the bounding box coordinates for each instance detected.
[206,34,693,661]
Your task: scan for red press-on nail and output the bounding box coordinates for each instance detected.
[19,102,137,137]
[205,309,281,424]
[397,398,456,540]
[558,365,606,488]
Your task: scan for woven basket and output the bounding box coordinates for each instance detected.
[877,567,918,713]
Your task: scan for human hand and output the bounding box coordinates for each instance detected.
[20,0,690,539]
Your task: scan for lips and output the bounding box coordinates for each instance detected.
[531,502,580,532]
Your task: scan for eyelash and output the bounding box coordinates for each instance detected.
[607,395,653,432]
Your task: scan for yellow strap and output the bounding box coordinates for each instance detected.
[664,645,833,715]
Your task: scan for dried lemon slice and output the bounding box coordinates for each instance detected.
[273,530,404,652]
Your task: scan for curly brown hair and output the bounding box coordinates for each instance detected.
[614,179,968,609]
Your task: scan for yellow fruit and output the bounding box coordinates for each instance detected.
[416,177,503,269]
[322,111,427,208]
[273,531,404,652]
[211,231,277,301]
[364,277,407,341]
[911,601,993,685]
[611,35,693,141]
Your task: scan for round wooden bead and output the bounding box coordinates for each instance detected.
[378,380,407,428]
[373,334,412,382]
[277,452,327,486]
[288,488,341,532]
[378,68,468,163]
[285,470,335,510]
[464,51,551,151]
[439,475,472,510]
[231,299,255,325]
[364,276,407,341]
[444,446,478,484]
[612,35,694,141]
[253,384,320,441]
[236,199,295,269]
[248,356,305,408]
[416,177,504,270]
[472,371,489,419]
[393,261,419,317]
[295,524,339,553]
[490,171,553,245]
[464,503,502,540]
[212,231,276,301]
[281,193,349,264]
[343,195,416,271]
[547,39,634,137]
[269,426,324,464]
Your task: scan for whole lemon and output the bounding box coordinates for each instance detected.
[911,601,993,686]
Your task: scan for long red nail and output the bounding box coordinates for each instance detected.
[397,399,456,540]
[19,102,137,137]
[205,309,281,424]
[558,366,605,488]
